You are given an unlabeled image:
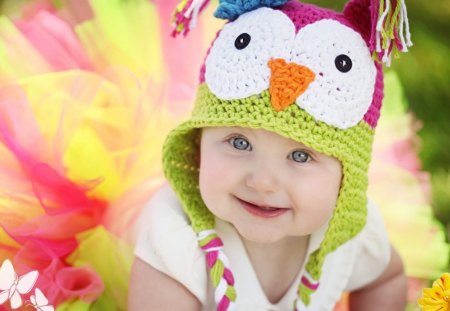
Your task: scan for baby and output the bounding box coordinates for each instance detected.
[129,0,411,309]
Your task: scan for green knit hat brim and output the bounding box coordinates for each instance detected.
[162,83,374,280]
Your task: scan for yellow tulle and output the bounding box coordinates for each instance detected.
[75,0,164,80]
[0,16,49,81]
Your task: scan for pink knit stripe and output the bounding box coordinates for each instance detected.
[393,27,403,51]
[363,62,383,128]
[173,0,193,23]
[301,276,319,290]
[205,251,218,268]
[200,237,223,250]
[369,0,380,53]
[217,296,230,311]
[223,268,235,285]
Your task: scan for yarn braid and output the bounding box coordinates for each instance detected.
[294,271,320,310]
[198,230,237,311]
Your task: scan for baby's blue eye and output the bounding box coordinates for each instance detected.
[230,137,251,150]
[291,150,309,163]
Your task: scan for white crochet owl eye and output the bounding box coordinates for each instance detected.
[204,7,295,100]
[290,19,377,129]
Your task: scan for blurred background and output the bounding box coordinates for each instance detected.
[0,0,447,310]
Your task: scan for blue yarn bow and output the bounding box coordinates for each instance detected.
[214,0,289,20]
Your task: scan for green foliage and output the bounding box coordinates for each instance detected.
[390,0,450,247]
[393,4,450,173]
[432,170,450,235]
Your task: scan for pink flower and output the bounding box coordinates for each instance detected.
[55,266,104,303]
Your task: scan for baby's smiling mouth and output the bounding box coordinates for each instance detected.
[234,196,289,218]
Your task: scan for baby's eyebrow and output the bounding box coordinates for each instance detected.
[225,127,254,137]
[283,139,308,149]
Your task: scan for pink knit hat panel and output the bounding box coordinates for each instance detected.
[281,0,384,127]
[199,0,384,128]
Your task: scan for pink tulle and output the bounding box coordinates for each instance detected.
[16,11,93,71]
[30,163,106,217]
[11,239,103,306]
[15,239,77,267]
[0,87,47,168]
[0,1,189,308]
[0,86,106,249]
[154,0,215,113]
[56,0,94,28]
[21,0,57,19]
[0,83,107,308]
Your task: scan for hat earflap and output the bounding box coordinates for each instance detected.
[163,125,238,310]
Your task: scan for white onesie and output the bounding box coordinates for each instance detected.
[135,184,390,310]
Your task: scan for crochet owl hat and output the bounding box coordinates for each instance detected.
[163,0,412,309]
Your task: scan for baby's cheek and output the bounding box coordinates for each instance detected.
[199,163,230,220]
[199,152,228,202]
[199,156,227,189]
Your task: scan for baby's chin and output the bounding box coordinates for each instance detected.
[232,222,293,245]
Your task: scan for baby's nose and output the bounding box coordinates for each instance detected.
[245,165,280,193]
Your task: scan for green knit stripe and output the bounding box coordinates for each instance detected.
[163,124,214,232]
[210,259,225,287]
[198,232,219,248]
[226,286,237,301]
[189,85,373,165]
[299,284,314,306]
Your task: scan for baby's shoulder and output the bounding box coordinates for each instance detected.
[137,183,191,231]
[142,183,187,217]
[134,183,209,303]
[342,198,391,290]
[135,183,199,258]
[359,198,388,239]
[343,198,389,262]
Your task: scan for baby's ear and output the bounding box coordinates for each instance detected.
[343,0,372,44]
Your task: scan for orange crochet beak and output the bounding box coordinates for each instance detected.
[268,58,315,112]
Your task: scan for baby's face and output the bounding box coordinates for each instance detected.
[199,127,342,244]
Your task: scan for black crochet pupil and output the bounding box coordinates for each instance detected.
[235,33,251,50]
[335,54,352,73]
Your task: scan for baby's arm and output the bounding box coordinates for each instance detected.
[128,257,201,310]
[348,245,407,311]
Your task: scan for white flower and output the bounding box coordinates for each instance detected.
[30,288,54,311]
[0,259,39,309]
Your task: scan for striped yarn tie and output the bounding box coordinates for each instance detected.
[294,271,320,310]
[198,230,236,311]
